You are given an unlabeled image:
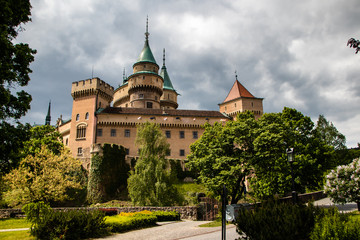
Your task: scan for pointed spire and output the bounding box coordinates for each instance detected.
[45,101,51,125]
[163,48,166,67]
[235,70,238,81]
[136,16,157,65]
[145,15,149,41]
[160,49,176,92]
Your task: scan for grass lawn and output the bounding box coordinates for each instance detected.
[0,230,34,240]
[0,218,31,230]
[349,211,360,220]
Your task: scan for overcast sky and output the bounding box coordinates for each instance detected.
[16,0,360,147]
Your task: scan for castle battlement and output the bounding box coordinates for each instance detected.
[71,77,114,100]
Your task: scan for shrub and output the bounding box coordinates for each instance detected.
[106,214,157,233]
[23,202,109,240]
[152,211,180,221]
[235,200,321,240]
[310,208,360,240]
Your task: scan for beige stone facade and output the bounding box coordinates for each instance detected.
[56,26,263,169]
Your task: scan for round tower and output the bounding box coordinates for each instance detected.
[127,18,163,109]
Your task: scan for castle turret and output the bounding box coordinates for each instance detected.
[160,49,179,109]
[127,18,164,109]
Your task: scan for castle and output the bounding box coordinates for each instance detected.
[56,21,263,169]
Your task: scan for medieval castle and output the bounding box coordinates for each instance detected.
[56,21,263,169]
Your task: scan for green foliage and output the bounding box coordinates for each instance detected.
[325,158,360,210]
[175,182,210,205]
[128,122,182,206]
[106,214,157,233]
[187,111,257,204]
[0,0,36,175]
[315,115,347,150]
[23,202,108,240]
[251,108,334,199]
[87,144,130,203]
[235,200,321,240]
[152,210,180,221]
[310,208,360,240]
[169,159,198,181]
[22,125,63,157]
[3,146,84,207]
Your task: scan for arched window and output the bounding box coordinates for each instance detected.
[85,112,89,120]
[76,114,80,121]
[76,124,86,139]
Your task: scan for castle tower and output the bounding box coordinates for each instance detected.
[127,18,164,109]
[160,49,179,109]
[219,73,263,119]
[69,77,114,163]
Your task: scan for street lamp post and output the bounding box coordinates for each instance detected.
[287,148,297,204]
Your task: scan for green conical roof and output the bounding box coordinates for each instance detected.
[136,18,157,65]
[160,49,177,92]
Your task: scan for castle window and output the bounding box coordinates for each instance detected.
[77,147,83,156]
[251,102,254,107]
[125,148,129,155]
[143,64,146,69]
[235,103,237,107]
[65,138,68,146]
[125,104,128,108]
[111,129,116,137]
[179,149,185,156]
[193,131,198,139]
[143,76,145,80]
[76,114,80,121]
[125,129,130,137]
[139,94,144,99]
[179,131,185,139]
[85,112,89,120]
[147,102,153,108]
[97,128,103,137]
[76,125,86,139]
[166,131,171,138]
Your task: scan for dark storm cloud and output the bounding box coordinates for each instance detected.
[17,0,360,147]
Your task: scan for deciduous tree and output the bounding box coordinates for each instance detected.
[3,146,83,207]
[0,0,36,174]
[127,122,181,206]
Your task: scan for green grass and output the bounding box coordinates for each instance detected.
[0,218,31,230]
[198,218,232,227]
[0,230,34,240]
[348,211,360,220]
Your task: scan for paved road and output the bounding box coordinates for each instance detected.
[92,220,241,240]
[314,197,358,212]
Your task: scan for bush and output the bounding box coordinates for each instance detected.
[310,208,360,240]
[152,211,180,221]
[235,200,321,240]
[22,202,109,240]
[106,214,157,233]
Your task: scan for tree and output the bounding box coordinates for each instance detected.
[251,108,334,199]
[324,158,360,211]
[315,115,346,151]
[127,122,181,206]
[187,111,258,204]
[0,0,36,174]
[187,108,335,202]
[3,146,83,207]
[22,125,64,157]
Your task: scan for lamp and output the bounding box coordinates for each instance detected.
[286,148,297,204]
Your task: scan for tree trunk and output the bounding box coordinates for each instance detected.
[357,202,360,211]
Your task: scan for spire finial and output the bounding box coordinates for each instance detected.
[163,48,166,67]
[123,68,126,80]
[235,70,238,81]
[145,16,149,40]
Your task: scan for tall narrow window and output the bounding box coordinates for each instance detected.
[111,129,116,137]
[97,128,103,137]
[77,147,83,156]
[180,149,185,156]
[193,131,198,139]
[165,131,171,138]
[76,125,86,139]
[85,112,89,120]
[179,131,185,139]
[76,114,80,121]
[125,129,130,137]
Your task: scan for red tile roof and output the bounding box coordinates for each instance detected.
[99,107,229,118]
[222,80,255,103]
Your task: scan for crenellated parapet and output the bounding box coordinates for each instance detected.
[71,77,114,102]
